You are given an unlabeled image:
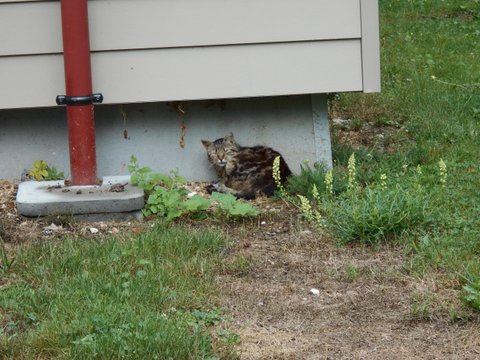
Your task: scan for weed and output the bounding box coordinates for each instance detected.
[277,151,434,244]
[410,293,434,321]
[0,237,14,274]
[463,284,480,312]
[273,156,290,199]
[347,153,357,193]
[211,192,258,219]
[324,170,333,197]
[297,194,326,230]
[129,156,258,221]
[28,160,64,181]
[220,254,253,277]
[438,159,447,187]
[328,184,428,244]
[182,194,213,220]
[343,263,360,282]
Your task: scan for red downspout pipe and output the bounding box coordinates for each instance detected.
[58,0,98,185]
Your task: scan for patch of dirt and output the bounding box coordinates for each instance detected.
[328,95,411,153]
[1,181,479,359]
[218,212,480,359]
[332,121,407,154]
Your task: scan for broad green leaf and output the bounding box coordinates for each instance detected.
[183,195,212,212]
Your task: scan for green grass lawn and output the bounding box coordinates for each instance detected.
[0,225,232,359]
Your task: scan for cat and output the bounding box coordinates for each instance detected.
[201,132,291,199]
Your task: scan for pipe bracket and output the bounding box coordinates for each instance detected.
[56,93,103,106]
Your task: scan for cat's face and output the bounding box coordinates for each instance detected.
[201,132,239,168]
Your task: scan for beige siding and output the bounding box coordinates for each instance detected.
[0,41,363,109]
[1,0,361,56]
[0,0,379,109]
[0,1,62,57]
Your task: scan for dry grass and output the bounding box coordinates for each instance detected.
[217,211,480,359]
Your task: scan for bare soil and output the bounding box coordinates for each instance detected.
[1,181,479,359]
[219,213,480,359]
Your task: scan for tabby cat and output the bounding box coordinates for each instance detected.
[201,132,291,199]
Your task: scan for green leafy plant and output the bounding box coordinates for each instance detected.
[129,155,186,191]
[145,184,187,219]
[182,195,213,220]
[129,155,258,221]
[343,263,360,282]
[211,192,258,218]
[463,284,480,311]
[28,160,64,181]
[129,155,190,218]
[464,283,480,311]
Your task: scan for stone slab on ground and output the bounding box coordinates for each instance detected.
[16,175,144,217]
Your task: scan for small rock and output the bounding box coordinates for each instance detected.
[187,191,197,198]
[109,183,126,192]
[89,227,99,234]
[260,221,266,225]
[301,230,312,235]
[43,223,63,232]
[332,118,350,125]
[20,169,31,182]
[309,288,320,296]
[110,227,120,234]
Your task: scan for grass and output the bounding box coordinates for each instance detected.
[0,224,234,359]
[326,0,480,309]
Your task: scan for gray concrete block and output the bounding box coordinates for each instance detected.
[16,175,144,217]
[0,95,332,182]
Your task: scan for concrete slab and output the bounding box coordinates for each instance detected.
[0,95,331,182]
[16,175,145,217]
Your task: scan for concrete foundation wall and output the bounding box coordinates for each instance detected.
[0,95,330,182]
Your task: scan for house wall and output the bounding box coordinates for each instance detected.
[0,0,379,109]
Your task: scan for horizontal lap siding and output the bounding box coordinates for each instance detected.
[0,41,363,109]
[1,0,361,55]
[94,41,363,104]
[0,0,371,109]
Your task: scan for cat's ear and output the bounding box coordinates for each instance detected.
[201,139,211,149]
[225,132,235,141]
